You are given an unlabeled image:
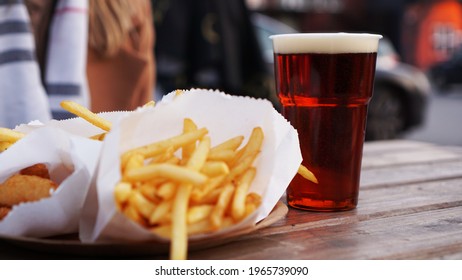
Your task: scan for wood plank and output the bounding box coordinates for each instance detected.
[360,160,462,188]
[190,175,462,260]
[362,140,462,169]
[362,147,462,169]
[189,206,462,260]
[260,178,462,237]
[358,179,462,217]
[190,169,462,259]
[363,140,435,154]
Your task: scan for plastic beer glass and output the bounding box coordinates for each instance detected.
[272,33,382,211]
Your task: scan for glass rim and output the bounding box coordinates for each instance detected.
[270,32,383,40]
[271,32,382,54]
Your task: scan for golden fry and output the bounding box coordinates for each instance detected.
[0,128,25,143]
[122,152,144,173]
[60,100,112,131]
[195,187,223,205]
[230,127,263,166]
[151,218,213,238]
[244,202,259,218]
[182,118,198,159]
[121,128,208,163]
[148,146,175,165]
[207,149,236,162]
[190,175,225,204]
[149,199,172,225]
[185,136,210,171]
[231,168,256,221]
[170,183,192,260]
[114,182,132,206]
[164,156,181,165]
[209,136,244,153]
[124,163,208,186]
[186,219,212,235]
[187,204,213,224]
[138,182,158,203]
[298,164,318,184]
[210,184,234,229]
[200,161,229,177]
[89,132,106,141]
[245,192,262,205]
[142,100,156,108]
[129,190,156,219]
[244,192,262,218]
[123,204,145,225]
[224,153,258,185]
[150,224,171,239]
[170,133,210,259]
[157,181,177,200]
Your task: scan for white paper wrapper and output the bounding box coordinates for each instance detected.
[14,111,129,138]
[0,126,101,237]
[80,89,302,243]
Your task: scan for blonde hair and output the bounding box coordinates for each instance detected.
[88,0,136,57]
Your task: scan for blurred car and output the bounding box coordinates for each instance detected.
[367,38,431,140]
[428,48,462,91]
[251,13,430,141]
[252,13,297,72]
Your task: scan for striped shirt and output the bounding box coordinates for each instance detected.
[0,0,51,128]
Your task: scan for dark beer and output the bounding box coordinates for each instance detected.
[272,34,380,211]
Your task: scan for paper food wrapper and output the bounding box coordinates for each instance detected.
[0,126,101,237]
[14,111,129,138]
[80,89,302,243]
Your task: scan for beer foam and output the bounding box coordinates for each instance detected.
[271,33,382,54]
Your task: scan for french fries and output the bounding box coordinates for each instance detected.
[0,128,25,143]
[0,100,114,151]
[142,100,156,108]
[114,118,264,260]
[60,101,113,132]
[59,100,156,141]
[0,128,25,152]
[298,164,318,184]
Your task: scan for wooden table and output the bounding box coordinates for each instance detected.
[1,140,462,259]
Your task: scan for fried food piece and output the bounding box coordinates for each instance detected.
[0,174,58,207]
[0,206,11,220]
[19,163,51,179]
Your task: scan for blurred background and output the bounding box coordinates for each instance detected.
[153,0,462,146]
